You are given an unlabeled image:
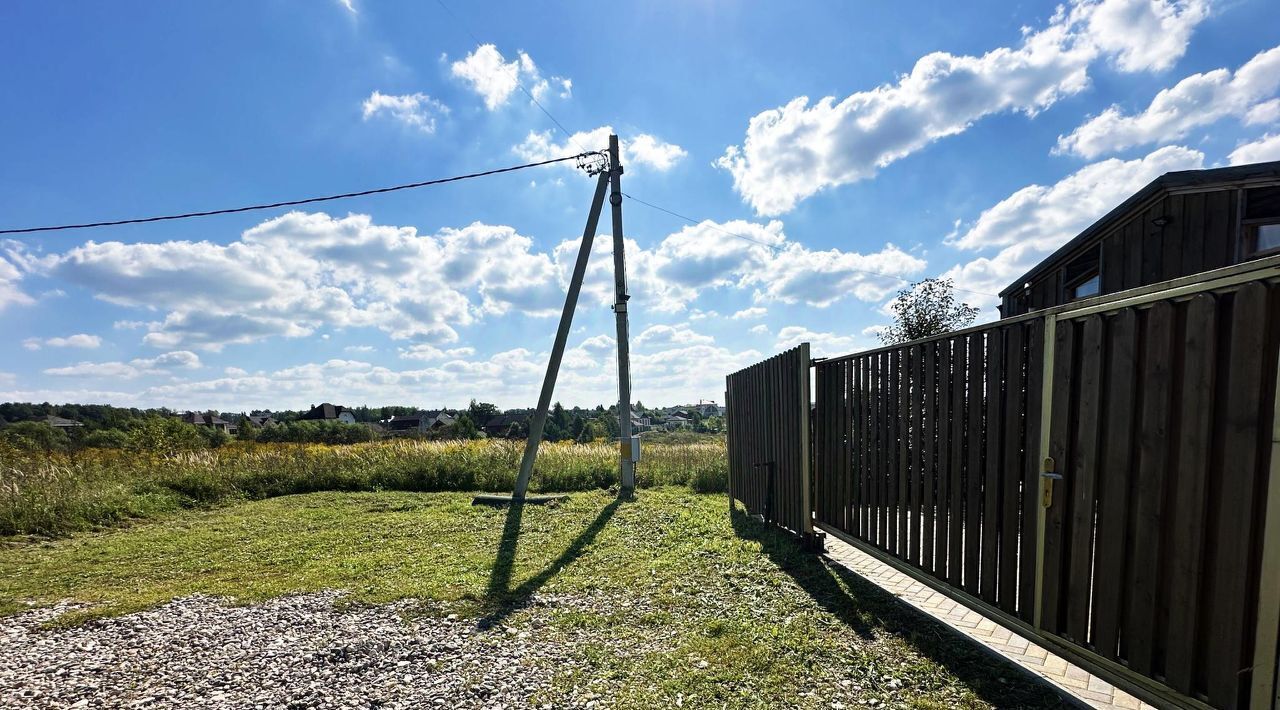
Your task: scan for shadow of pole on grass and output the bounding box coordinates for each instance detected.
[729,506,1078,709]
[481,498,622,627]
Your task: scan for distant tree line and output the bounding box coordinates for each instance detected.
[0,397,722,453]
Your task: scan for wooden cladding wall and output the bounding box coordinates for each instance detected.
[1040,281,1280,709]
[813,320,1047,622]
[1005,188,1241,316]
[726,344,811,536]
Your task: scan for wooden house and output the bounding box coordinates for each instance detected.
[1000,160,1280,318]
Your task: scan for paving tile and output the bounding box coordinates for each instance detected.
[816,532,1167,710]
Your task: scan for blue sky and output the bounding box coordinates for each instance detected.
[1,0,1278,410]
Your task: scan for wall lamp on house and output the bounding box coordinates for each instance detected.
[1151,215,1172,227]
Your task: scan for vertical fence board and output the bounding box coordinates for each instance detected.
[1067,315,1104,645]
[937,340,953,581]
[1042,319,1076,634]
[982,328,1004,604]
[859,357,869,540]
[1092,308,1137,661]
[999,324,1024,614]
[1164,293,1217,694]
[966,332,985,596]
[1020,318,1045,622]
[1126,301,1175,676]
[922,342,937,575]
[1205,282,1269,708]
[899,348,912,560]
[949,336,967,588]
[911,344,925,567]
[872,353,884,547]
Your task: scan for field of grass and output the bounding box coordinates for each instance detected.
[0,488,1057,707]
[0,438,726,537]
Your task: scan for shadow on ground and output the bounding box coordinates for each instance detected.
[479,498,622,626]
[730,506,1078,709]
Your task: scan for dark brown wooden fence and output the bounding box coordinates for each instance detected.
[726,343,811,537]
[731,258,1280,710]
[1039,280,1280,708]
[814,318,1047,622]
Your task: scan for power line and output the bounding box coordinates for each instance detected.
[433,0,585,153]
[621,191,999,298]
[0,154,590,236]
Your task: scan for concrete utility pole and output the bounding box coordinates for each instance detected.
[511,170,610,501]
[609,135,636,495]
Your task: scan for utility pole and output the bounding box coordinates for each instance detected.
[511,169,610,501]
[609,135,636,496]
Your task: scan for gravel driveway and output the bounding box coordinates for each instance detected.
[0,593,594,709]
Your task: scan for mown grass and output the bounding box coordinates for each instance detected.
[0,489,1059,707]
[0,438,727,537]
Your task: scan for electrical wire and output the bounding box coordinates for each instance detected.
[621,191,999,298]
[0,153,590,236]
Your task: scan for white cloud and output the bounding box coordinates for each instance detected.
[337,0,355,13]
[718,0,1209,215]
[1057,45,1280,158]
[515,126,687,172]
[554,218,924,314]
[1246,99,1280,127]
[398,345,476,361]
[944,145,1204,307]
[749,324,769,335]
[344,345,376,354]
[634,324,715,349]
[43,351,201,379]
[450,45,569,110]
[1229,133,1280,165]
[731,307,767,319]
[774,326,859,358]
[45,213,586,351]
[362,91,449,134]
[1081,0,1208,73]
[22,334,102,350]
[0,246,33,311]
[225,367,248,376]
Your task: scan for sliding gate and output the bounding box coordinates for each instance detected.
[734,257,1280,709]
[726,343,812,538]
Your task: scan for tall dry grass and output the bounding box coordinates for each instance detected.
[0,438,727,537]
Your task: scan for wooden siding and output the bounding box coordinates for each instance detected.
[1003,188,1242,316]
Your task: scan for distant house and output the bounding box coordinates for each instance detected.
[175,411,234,434]
[661,414,690,431]
[630,415,652,432]
[384,411,456,435]
[41,415,83,429]
[246,412,277,428]
[482,413,530,438]
[300,403,357,424]
[692,401,722,417]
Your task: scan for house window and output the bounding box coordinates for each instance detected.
[1070,273,1101,300]
[1063,246,1101,301]
[1243,186,1280,258]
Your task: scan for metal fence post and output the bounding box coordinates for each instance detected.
[1033,313,1057,630]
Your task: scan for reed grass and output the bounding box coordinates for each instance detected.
[0,438,727,537]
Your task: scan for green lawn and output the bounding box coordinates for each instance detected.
[0,488,1060,708]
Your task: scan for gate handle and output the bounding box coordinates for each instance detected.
[1041,457,1061,507]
